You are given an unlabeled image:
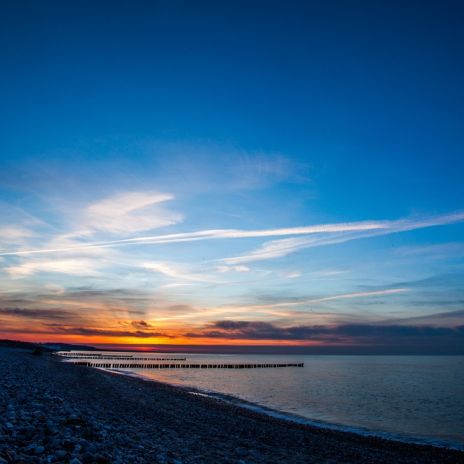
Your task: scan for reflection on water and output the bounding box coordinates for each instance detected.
[65,352,464,448]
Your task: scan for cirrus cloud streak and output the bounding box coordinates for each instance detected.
[1,211,463,259]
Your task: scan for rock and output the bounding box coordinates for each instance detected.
[62,439,75,450]
[85,444,97,454]
[48,437,60,448]
[69,458,82,464]
[73,444,82,453]
[155,455,167,464]
[95,455,111,464]
[236,447,248,457]
[81,452,96,464]
[34,446,45,455]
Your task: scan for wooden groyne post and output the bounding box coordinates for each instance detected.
[72,362,304,369]
[58,355,187,361]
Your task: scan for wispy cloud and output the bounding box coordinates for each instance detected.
[215,265,250,273]
[145,287,410,324]
[158,282,196,289]
[3,211,463,258]
[0,225,39,255]
[393,242,464,258]
[232,288,409,310]
[74,191,182,236]
[223,212,464,264]
[148,142,310,193]
[0,226,35,242]
[5,258,104,278]
[143,261,215,282]
[311,269,349,277]
[284,271,301,278]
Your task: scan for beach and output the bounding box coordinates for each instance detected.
[0,349,463,464]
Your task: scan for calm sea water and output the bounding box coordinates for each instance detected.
[68,353,464,448]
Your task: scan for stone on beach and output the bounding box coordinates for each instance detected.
[0,348,463,464]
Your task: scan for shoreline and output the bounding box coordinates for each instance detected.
[1,348,463,463]
[107,367,464,452]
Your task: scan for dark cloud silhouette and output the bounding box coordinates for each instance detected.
[394,273,464,289]
[387,309,464,324]
[131,320,151,329]
[0,307,81,321]
[186,320,464,345]
[49,326,175,338]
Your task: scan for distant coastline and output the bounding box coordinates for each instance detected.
[0,339,98,352]
[3,339,464,355]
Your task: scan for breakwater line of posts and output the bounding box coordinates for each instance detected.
[69,361,304,369]
[57,355,187,361]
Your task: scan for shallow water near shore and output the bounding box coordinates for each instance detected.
[68,352,464,449]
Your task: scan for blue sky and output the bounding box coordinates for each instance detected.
[0,1,463,351]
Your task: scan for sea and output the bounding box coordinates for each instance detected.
[63,352,464,449]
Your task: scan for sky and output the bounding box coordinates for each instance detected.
[0,1,463,353]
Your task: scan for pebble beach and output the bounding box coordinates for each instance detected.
[1,348,463,464]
